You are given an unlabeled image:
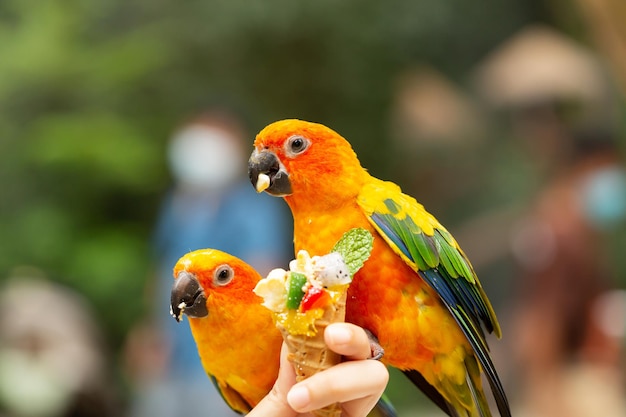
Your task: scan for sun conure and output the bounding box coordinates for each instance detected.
[248,119,511,417]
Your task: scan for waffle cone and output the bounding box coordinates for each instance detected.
[278,292,347,417]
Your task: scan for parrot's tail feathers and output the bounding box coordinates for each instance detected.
[402,370,458,417]
[368,394,398,417]
[475,347,511,417]
[452,308,511,417]
[464,359,490,417]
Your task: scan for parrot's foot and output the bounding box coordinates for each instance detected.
[364,329,384,360]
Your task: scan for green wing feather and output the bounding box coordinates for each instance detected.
[357,180,510,417]
[357,181,500,335]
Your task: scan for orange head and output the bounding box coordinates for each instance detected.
[170,249,263,322]
[248,119,369,211]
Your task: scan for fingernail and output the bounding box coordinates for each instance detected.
[287,385,311,410]
[325,324,351,345]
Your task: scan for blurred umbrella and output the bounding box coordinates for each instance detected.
[474,25,610,108]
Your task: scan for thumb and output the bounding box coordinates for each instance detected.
[247,343,297,417]
[275,342,298,397]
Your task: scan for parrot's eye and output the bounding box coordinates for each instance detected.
[285,135,309,157]
[213,264,234,286]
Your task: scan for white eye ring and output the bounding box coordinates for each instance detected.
[213,264,234,286]
[285,135,310,157]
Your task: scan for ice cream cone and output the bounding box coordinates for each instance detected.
[254,230,374,417]
[278,292,347,417]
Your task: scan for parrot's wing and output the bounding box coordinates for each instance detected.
[209,375,251,415]
[358,180,510,417]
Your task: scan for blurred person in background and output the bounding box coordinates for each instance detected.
[476,25,626,417]
[0,269,117,417]
[125,107,292,417]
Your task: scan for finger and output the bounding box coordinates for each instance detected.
[324,323,372,360]
[287,359,389,413]
[248,343,297,417]
[275,342,297,396]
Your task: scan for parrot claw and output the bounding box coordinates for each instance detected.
[365,329,385,360]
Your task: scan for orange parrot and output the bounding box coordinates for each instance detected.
[170,249,283,413]
[169,248,397,416]
[248,119,511,417]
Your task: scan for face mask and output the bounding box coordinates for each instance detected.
[580,166,626,229]
[168,125,243,190]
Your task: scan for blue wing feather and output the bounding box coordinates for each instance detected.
[372,213,411,259]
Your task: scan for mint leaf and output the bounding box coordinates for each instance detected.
[331,228,373,277]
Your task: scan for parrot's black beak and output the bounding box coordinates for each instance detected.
[248,149,292,196]
[170,271,208,322]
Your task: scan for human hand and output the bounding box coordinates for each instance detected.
[248,323,389,417]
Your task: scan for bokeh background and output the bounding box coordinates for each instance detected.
[1,0,625,416]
